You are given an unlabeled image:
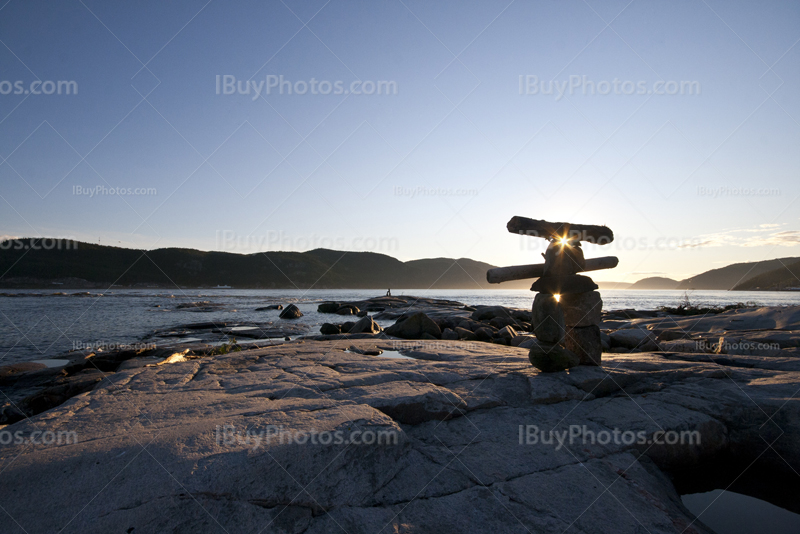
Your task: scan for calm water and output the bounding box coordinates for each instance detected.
[1,288,799,365]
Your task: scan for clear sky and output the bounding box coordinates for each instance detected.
[1,0,798,283]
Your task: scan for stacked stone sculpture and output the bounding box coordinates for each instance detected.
[486,216,619,372]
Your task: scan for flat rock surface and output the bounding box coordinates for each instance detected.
[1,339,798,533]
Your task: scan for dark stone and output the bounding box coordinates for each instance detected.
[489,316,515,329]
[528,341,580,373]
[279,304,303,319]
[442,328,459,340]
[336,305,360,316]
[348,316,382,335]
[385,312,441,339]
[320,323,341,335]
[565,325,602,366]
[454,327,477,341]
[255,304,283,311]
[475,327,494,341]
[531,274,598,295]
[532,293,565,344]
[341,321,355,333]
[317,302,340,313]
[542,239,586,276]
[561,291,602,327]
[498,325,518,339]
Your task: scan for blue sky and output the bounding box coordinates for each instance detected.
[1,0,798,283]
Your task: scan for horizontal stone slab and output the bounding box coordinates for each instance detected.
[487,256,618,284]
[507,216,614,244]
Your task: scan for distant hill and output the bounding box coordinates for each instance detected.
[628,277,679,290]
[596,281,632,290]
[732,260,800,291]
[676,257,800,290]
[0,239,521,290]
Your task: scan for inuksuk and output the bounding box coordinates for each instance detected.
[486,216,619,372]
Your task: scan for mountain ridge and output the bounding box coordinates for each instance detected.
[2,239,797,291]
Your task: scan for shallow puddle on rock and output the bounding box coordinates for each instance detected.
[375,350,415,360]
[682,489,800,534]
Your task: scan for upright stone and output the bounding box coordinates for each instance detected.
[542,240,586,276]
[565,325,602,366]
[532,293,565,344]
[561,291,603,327]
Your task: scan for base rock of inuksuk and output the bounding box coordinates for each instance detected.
[487,216,618,372]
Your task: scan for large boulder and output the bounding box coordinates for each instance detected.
[320,323,342,335]
[317,302,340,313]
[454,327,477,341]
[441,328,459,340]
[498,325,518,339]
[279,304,303,319]
[385,312,442,339]
[348,316,382,335]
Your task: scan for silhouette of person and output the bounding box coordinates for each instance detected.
[386,289,391,297]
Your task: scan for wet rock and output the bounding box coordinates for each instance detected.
[317,302,340,313]
[255,304,283,311]
[336,305,360,316]
[279,304,303,319]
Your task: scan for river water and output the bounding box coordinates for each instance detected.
[1,288,799,365]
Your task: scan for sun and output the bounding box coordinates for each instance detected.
[553,294,561,302]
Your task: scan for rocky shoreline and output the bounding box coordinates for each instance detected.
[1,298,799,532]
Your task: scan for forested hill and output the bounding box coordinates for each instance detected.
[0,239,516,289]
